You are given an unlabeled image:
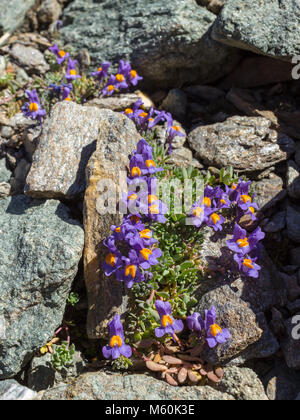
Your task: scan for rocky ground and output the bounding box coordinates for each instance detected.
[0,0,300,401]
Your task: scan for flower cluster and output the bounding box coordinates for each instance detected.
[187,306,231,349]
[102,138,167,289]
[48,44,81,101]
[90,60,142,97]
[188,179,264,277]
[123,101,185,154]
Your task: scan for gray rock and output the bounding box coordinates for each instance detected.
[254,175,286,212]
[290,248,300,266]
[38,0,62,25]
[228,313,279,365]
[10,44,49,75]
[287,205,300,243]
[287,160,300,200]
[212,0,300,61]
[188,116,294,172]
[8,112,34,130]
[195,228,286,314]
[15,67,31,86]
[184,84,225,101]
[37,371,234,400]
[218,366,268,401]
[0,380,37,400]
[168,147,194,168]
[0,126,13,139]
[85,93,141,113]
[194,285,263,365]
[27,351,86,392]
[0,195,84,379]
[83,110,140,338]
[264,211,286,233]
[160,89,187,121]
[280,316,300,370]
[0,159,11,183]
[10,158,31,194]
[60,0,240,89]
[0,0,35,35]
[26,102,118,200]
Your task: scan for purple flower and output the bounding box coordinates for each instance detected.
[102,314,132,360]
[91,62,111,82]
[134,246,162,269]
[128,69,143,86]
[116,250,146,289]
[49,83,73,101]
[164,112,185,154]
[123,99,144,121]
[118,60,143,86]
[187,312,204,335]
[155,300,184,340]
[22,89,46,125]
[102,75,117,96]
[206,212,225,232]
[204,306,231,349]
[188,203,208,228]
[227,224,265,256]
[65,59,81,82]
[102,251,122,276]
[234,254,262,278]
[49,44,70,64]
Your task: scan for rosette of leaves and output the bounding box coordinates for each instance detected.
[51,341,75,371]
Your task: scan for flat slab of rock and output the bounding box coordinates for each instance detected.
[212,0,300,61]
[0,380,37,401]
[61,0,240,89]
[83,110,140,338]
[10,44,49,75]
[194,285,263,365]
[0,195,84,379]
[188,116,295,172]
[26,102,114,199]
[85,93,141,112]
[0,0,35,35]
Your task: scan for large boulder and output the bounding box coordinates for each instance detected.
[36,368,267,400]
[212,0,300,61]
[0,195,84,379]
[188,116,295,172]
[83,110,140,339]
[60,0,241,89]
[26,102,111,200]
[0,0,35,35]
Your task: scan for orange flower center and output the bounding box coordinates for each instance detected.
[125,265,136,278]
[140,249,152,261]
[64,97,71,101]
[149,204,159,214]
[125,108,133,114]
[69,69,77,76]
[162,315,173,328]
[140,229,151,239]
[220,199,226,205]
[146,159,155,168]
[131,167,142,177]
[116,74,124,82]
[210,213,220,225]
[130,70,137,79]
[97,67,102,72]
[210,324,222,337]
[237,238,249,248]
[58,50,66,57]
[249,207,255,214]
[202,197,211,208]
[172,125,181,132]
[193,207,203,218]
[231,184,237,190]
[241,195,252,204]
[105,253,116,267]
[128,193,138,201]
[29,102,38,112]
[115,227,121,233]
[148,195,158,204]
[243,259,254,269]
[110,335,122,348]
